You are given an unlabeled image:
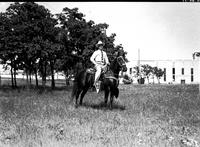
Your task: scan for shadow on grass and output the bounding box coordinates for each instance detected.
[81,101,126,111]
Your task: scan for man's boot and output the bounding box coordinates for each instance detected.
[94,81,100,93]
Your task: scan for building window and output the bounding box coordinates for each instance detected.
[164,68,166,81]
[191,68,194,82]
[130,68,132,74]
[172,68,175,74]
[172,68,175,81]
[173,75,175,81]
[182,68,184,75]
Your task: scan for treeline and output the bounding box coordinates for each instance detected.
[133,64,165,84]
[0,2,127,89]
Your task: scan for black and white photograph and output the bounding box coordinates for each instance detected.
[0,1,200,147]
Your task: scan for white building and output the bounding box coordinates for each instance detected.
[125,57,200,84]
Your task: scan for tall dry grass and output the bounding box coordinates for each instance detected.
[0,84,199,147]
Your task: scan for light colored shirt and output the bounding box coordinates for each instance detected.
[90,49,110,65]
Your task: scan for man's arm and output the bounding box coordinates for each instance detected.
[90,51,97,65]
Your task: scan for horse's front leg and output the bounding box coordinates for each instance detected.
[75,89,82,107]
[104,88,109,105]
[79,87,89,105]
[109,94,114,109]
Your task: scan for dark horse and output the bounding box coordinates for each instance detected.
[71,51,127,109]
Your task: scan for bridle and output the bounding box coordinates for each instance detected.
[105,55,127,80]
[117,56,126,68]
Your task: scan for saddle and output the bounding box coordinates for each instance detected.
[86,68,96,74]
[86,68,105,81]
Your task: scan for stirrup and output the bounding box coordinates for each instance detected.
[94,82,100,93]
[96,87,100,93]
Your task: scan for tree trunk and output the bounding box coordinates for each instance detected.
[42,61,46,88]
[26,69,28,85]
[65,70,70,86]
[26,72,29,85]
[10,60,14,88]
[153,76,155,84]
[147,77,149,84]
[10,67,14,88]
[50,61,55,90]
[35,68,38,87]
[157,77,160,84]
[25,68,31,89]
[14,67,17,88]
[29,71,31,85]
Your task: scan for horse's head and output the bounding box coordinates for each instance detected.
[117,56,127,72]
[116,50,127,72]
[109,50,127,78]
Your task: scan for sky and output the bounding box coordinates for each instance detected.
[1,2,200,61]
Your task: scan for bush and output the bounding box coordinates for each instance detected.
[123,74,132,84]
[137,77,145,84]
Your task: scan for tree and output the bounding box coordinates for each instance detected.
[141,64,153,84]
[0,3,128,89]
[133,65,143,84]
[0,5,23,88]
[1,2,61,89]
[152,67,165,84]
[56,7,121,75]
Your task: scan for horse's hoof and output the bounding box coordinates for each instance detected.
[75,104,78,108]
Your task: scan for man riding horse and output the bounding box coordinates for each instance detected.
[90,41,110,93]
[71,42,127,108]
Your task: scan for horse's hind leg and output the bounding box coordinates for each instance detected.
[109,93,114,109]
[75,89,82,107]
[79,87,89,105]
[104,88,109,105]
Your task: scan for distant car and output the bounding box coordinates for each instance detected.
[123,78,132,84]
[122,74,133,84]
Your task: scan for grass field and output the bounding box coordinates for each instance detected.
[0,83,200,147]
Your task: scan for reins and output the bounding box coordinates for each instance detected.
[117,56,126,66]
[104,55,126,82]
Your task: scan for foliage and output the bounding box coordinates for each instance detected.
[141,64,153,84]
[55,7,127,70]
[123,74,132,84]
[152,66,165,83]
[0,2,128,89]
[133,64,165,84]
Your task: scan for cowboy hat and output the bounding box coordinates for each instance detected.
[96,41,104,47]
